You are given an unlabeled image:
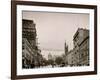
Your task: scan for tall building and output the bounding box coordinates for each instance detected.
[79,29,89,66]
[65,41,68,55]
[64,48,74,66]
[22,38,35,68]
[64,41,69,65]
[65,28,89,67]
[22,19,37,49]
[22,19,43,68]
[73,28,89,66]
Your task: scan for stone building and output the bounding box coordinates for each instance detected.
[73,28,89,66]
[65,41,68,55]
[65,28,89,67]
[22,38,35,68]
[22,19,37,48]
[22,19,43,68]
[79,29,89,66]
[64,41,69,65]
[66,49,74,66]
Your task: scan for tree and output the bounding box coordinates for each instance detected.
[48,59,54,65]
[55,56,63,65]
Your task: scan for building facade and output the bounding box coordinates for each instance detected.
[73,28,89,66]
[66,49,74,66]
[64,41,69,65]
[22,19,43,68]
[22,38,35,68]
[22,19,37,48]
[79,29,89,66]
[65,28,89,66]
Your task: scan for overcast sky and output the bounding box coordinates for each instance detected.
[22,11,89,52]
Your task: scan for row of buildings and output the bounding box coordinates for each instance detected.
[22,19,89,68]
[22,19,45,68]
[65,28,89,66]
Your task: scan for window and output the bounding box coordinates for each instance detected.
[22,45,25,50]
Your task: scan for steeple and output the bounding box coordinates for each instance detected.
[64,41,68,55]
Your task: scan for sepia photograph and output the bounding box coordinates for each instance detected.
[11,1,97,79]
[22,11,90,69]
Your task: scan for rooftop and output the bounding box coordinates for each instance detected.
[73,28,89,40]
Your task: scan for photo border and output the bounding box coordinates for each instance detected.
[11,1,97,79]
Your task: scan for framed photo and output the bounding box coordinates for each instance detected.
[11,1,97,79]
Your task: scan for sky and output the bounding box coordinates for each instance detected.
[22,11,89,59]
